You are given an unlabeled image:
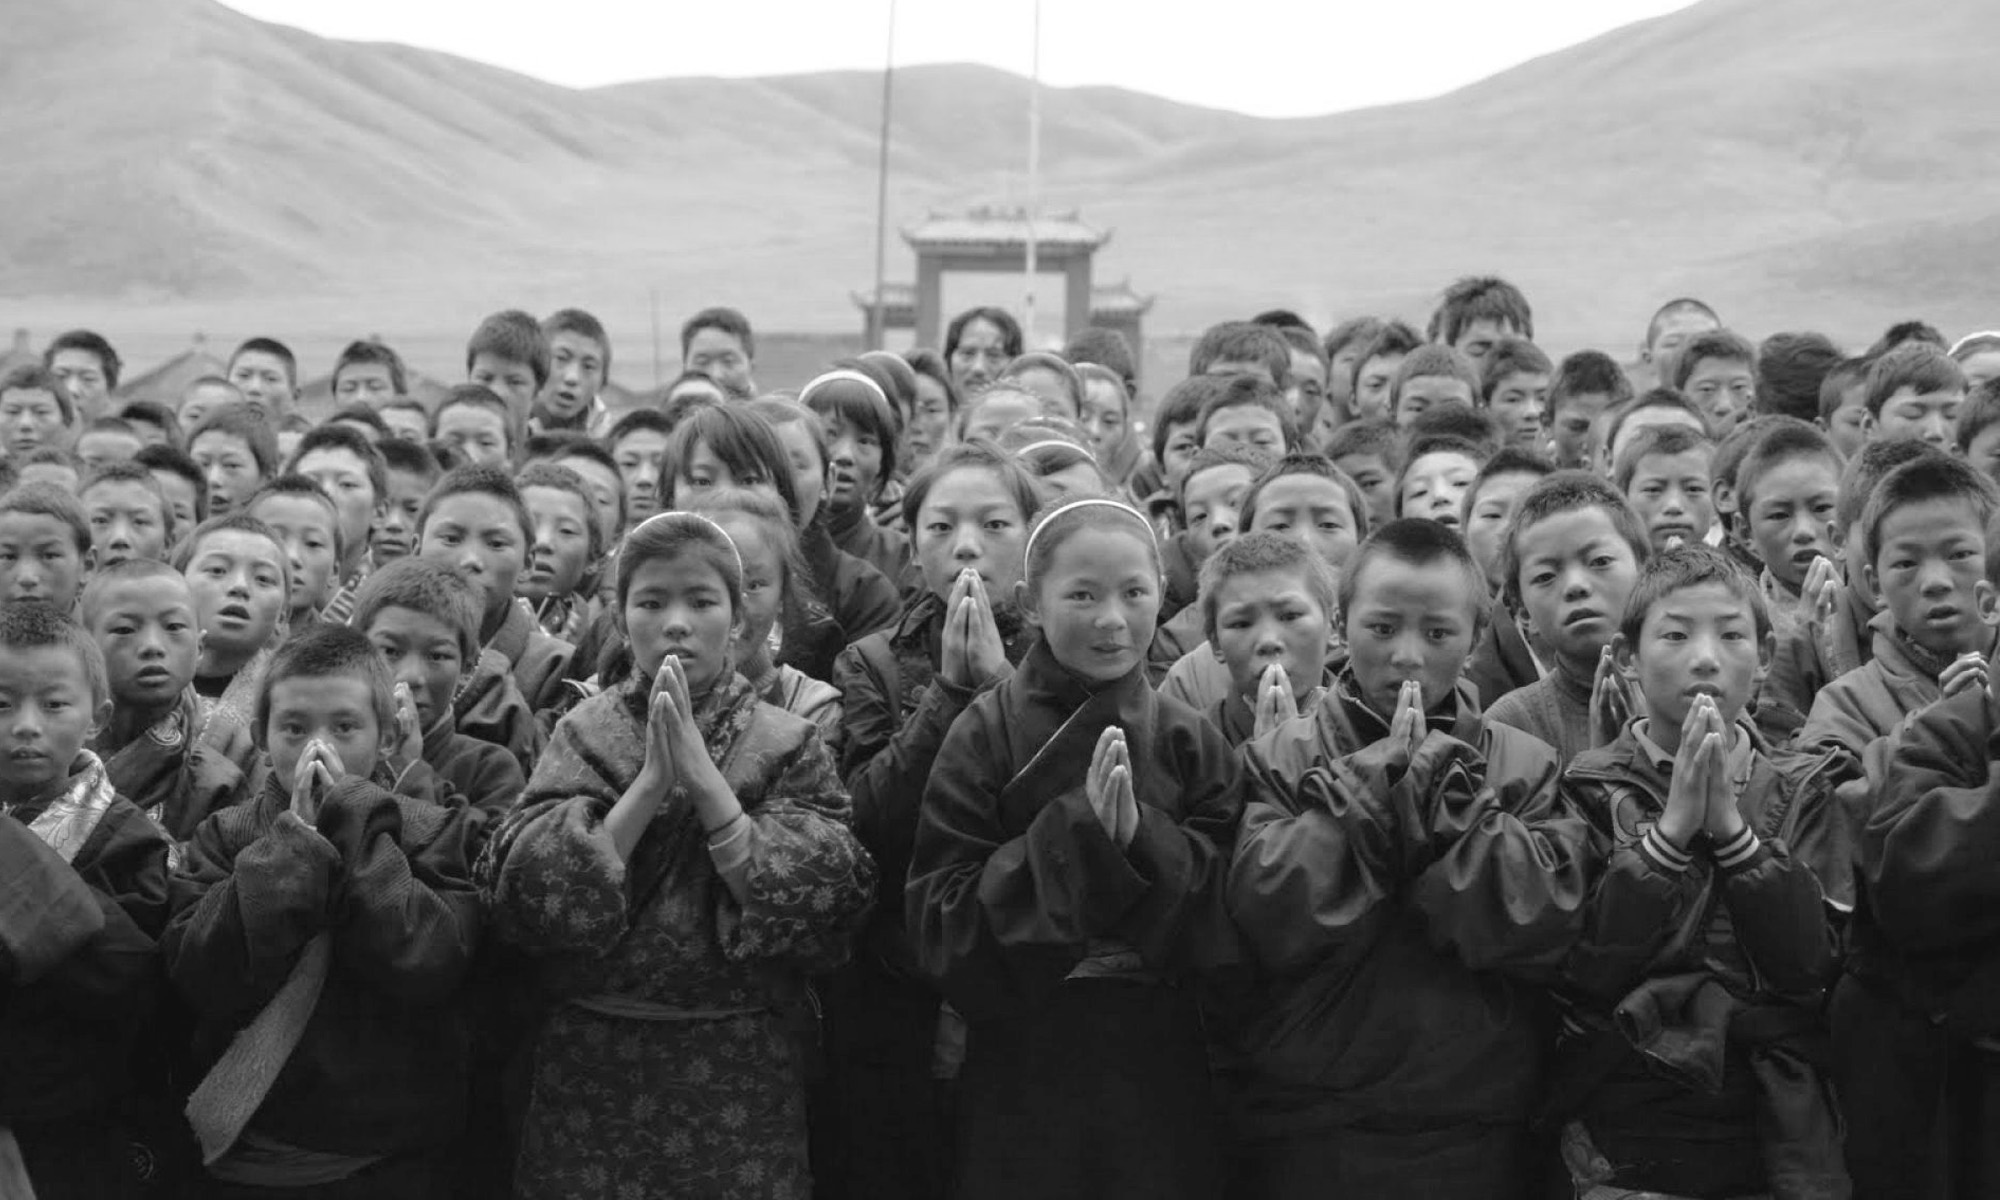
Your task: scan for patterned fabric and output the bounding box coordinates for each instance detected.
[197,646,273,754]
[9,749,120,863]
[318,555,373,626]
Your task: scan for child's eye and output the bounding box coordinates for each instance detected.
[925,522,951,535]
[1367,623,1394,638]
[1426,628,1453,642]
[1590,555,1615,569]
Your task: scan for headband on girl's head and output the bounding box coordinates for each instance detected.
[1950,331,2000,358]
[630,510,746,578]
[1022,496,1155,572]
[798,370,890,411]
[1016,439,1098,464]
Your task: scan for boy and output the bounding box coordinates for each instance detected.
[1865,341,1966,450]
[1755,331,1841,424]
[16,448,81,492]
[43,328,121,422]
[1199,532,1338,744]
[288,425,388,623]
[246,476,344,629]
[329,404,391,443]
[550,440,625,552]
[162,623,482,1195]
[1554,545,1848,1197]
[1319,315,1384,429]
[1637,296,1720,390]
[74,416,145,472]
[188,403,280,517]
[373,438,441,566]
[174,513,292,737]
[354,558,526,816]
[1463,447,1555,591]
[1596,388,1712,478]
[136,442,208,531]
[1136,375,1226,527]
[0,602,172,1198]
[330,340,407,409]
[431,383,516,469]
[1157,445,1272,633]
[1479,337,1552,452]
[0,364,74,460]
[84,560,261,838]
[0,482,91,610]
[532,308,611,436]
[1388,345,1481,429]
[681,305,756,399]
[379,396,430,444]
[1731,420,1844,738]
[176,376,248,432]
[1817,355,1871,459]
[1323,417,1399,529]
[1486,472,1650,764]
[1672,328,1757,434]
[606,409,673,528]
[1955,377,2000,487]
[515,463,603,645]
[1190,319,1293,386]
[119,400,183,451]
[465,310,549,427]
[1427,275,1533,374]
[1348,320,1423,422]
[1615,423,1717,553]
[1276,327,1330,443]
[225,337,300,420]
[81,459,176,568]
[1395,433,1486,529]
[1226,518,1587,1197]
[1197,374,1299,456]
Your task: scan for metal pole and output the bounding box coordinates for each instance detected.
[869,0,898,351]
[650,288,662,386]
[1022,0,1041,345]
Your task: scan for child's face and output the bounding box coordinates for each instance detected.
[519,485,594,606]
[623,552,742,691]
[150,470,199,531]
[49,348,112,420]
[822,410,885,513]
[1399,451,1479,529]
[1343,553,1481,718]
[1463,471,1541,590]
[227,351,294,416]
[1486,371,1549,451]
[769,421,827,522]
[713,513,783,667]
[1021,526,1159,684]
[333,362,398,408]
[1160,420,1201,487]
[177,382,240,430]
[1967,422,2000,490]
[1,386,68,458]
[542,331,606,420]
[1286,349,1330,433]
[1006,367,1078,420]
[1451,318,1517,375]
[75,430,143,473]
[1353,353,1404,421]
[1869,386,1962,450]
[125,416,170,448]
[905,374,954,473]
[1182,463,1255,562]
[373,467,431,563]
[184,530,288,663]
[1549,393,1613,471]
[1626,450,1717,553]
[556,455,624,548]
[419,492,528,629]
[468,351,539,419]
[1212,566,1332,700]
[1039,460,1104,500]
[1079,379,1128,462]
[0,645,104,799]
[1333,452,1396,529]
[250,494,340,618]
[612,429,670,524]
[264,675,384,785]
[678,440,792,528]
[1681,356,1754,434]
[1868,497,1997,660]
[1394,376,1474,429]
[0,513,88,608]
[1744,456,1840,589]
[963,393,1039,444]
[913,466,1028,603]
[19,463,79,492]
[435,404,511,468]
[1607,407,1706,476]
[190,431,263,516]
[1822,386,1869,460]
[293,446,380,567]
[381,406,429,443]
[88,576,200,711]
[364,605,465,731]
[1620,581,1768,735]
[685,328,754,399]
[1203,405,1286,455]
[1247,473,1361,573]
[83,480,171,568]
[1514,506,1642,669]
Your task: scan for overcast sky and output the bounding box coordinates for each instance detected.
[221,0,1697,118]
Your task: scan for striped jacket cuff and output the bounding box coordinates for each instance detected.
[1712,825,1763,873]
[1640,826,1693,874]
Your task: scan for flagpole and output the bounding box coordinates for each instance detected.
[869,0,898,351]
[1022,0,1041,345]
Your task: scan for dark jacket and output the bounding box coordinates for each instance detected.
[788,518,899,684]
[827,501,912,595]
[97,689,264,842]
[1465,613,1540,710]
[1159,530,1201,627]
[1484,656,1595,768]
[420,714,525,821]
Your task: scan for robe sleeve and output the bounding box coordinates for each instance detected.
[1114,712,1242,972]
[1866,685,2000,952]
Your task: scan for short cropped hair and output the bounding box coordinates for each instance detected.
[680,306,755,361]
[1867,320,1947,358]
[466,310,552,389]
[515,462,606,563]
[1429,276,1533,346]
[1189,321,1293,386]
[228,338,298,387]
[1956,378,2000,454]
[1198,530,1339,646]
[249,474,346,564]
[81,559,189,626]
[1391,345,1482,414]
[1349,320,1425,393]
[550,441,625,528]
[544,308,612,382]
[332,340,408,396]
[1406,403,1500,458]
[1671,329,1757,391]
[1619,542,1769,646]
[996,352,1086,419]
[1859,454,2000,575]
[44,330,122,390]
[432,384,519,453]
[329,404,392,441]
[253,623,395,748]
[1864,342,1966,417]
[351,557,483,663]
[1240,453,1371,541]
[1817,356,1870,422]
[286,422,387,500]
[170,512,293,607]
[187,404,282,480]
[607,407,674,450]
[1322,316,1384,365]
[1837,438,1937,535]
[1,364,73,425]
[1063,327,1137,391]
[1499,471,1650,615]
[1323,417,1403,471]
[1614,423,1715,492]
[1195,375,1300,450]
[1754,332,1841,423]
[1734,418,1840,515]
[1549,349,1635,416]
[1465,446,1556,517]
[1338,517,1489,638]
[118,400,183,449]
[1479,338,1553,405]
[1178,444,1276,511]
[1394,435,1490,519]
[944,306,1022,364]
[80,460,175,543]
[0,483,91,554]
[135,444,208,521]
[1151,375,1230,464]
[1645,298,1720,349]
[1601,388,1712,461]
[0,602,107,708]
[376,437,442,485]
[417,464,534,550]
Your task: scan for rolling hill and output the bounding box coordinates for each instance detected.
[2,0,1996,387]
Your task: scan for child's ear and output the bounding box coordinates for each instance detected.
[1013,579,1041,630]
[1757,629,1777,678]
[1975,579,2000,627]
[1862,560,1880,600]
[1712,480,1736,516]
[88,698,113,742]
[1610,631,1638,682]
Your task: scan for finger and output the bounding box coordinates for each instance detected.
[948,568,972,611]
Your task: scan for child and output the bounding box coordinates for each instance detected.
[16,447,81,491]
[1486,472,1650,764]
[905,496,1242,1200]
[379,396,430,443]
[0,364,75,459]
[466,309,551,426]
[1732,420,1845,738]
[0,602,172,1198]
[1955,377,2000,487]
[1349,319,1424,422]
[80,459,175,569]
[514,463,602,646]
[1198,531,1337,744]
[372,437,441,565]
[246,475,344,629]
[1756,331,1842,424]
[353,558,527,817]
[1428,274,1533,374]
[1547,350,1634,471]
[1013,431,1106,500]
[1274,325,1331,442]
[606,408,672,527]
[1596,388,1712,477]
[1553,545,1849,1197]
[682,304,759,398]
[1157,445,1270,630]
[1950,329,2000,386]
[289,424,388,623]
[1225,518,1585,1197]
[1671,328,1757,434]
[163,623,483,1195]
[1144,375,1228,509]
[175,513,291,739]
[84,560,261,838]
[135,442,208,531]
[1395,433,1487,529]
[331,404,389,443]
[1479,337,1552,451]
[1190,319,1293,386]
[1463,447,1556,591]
[1199,374,1299,456]
[480,511,872,1199]
[1817,355,1871,460]
[1323,416,1400,529]
[1638,296,1721,390]
[1709,416,1775,571]
[532,308,610,436]
[1388,345,1481,429]
[431,383,516,469]
[902,347,960,477]
[803,369,912,585]
[119,399,183,451]
[74,416,145,472]
[225,336,300,418]
[329,339,407,409]
[44,327,122,422]
[550,440,625,552]
[995,351,1086,422]
[957,385,1043,445]
[0,482,91,610]
[1319,315,1384,430]
[1616,422,1717,553]
[176,376,248,433]
[187,403,280,517]
[1865,341,1965,450]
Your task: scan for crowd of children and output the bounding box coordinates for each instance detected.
[4,290,2000,1200]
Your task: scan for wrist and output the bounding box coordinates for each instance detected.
[1655,808,1699,848]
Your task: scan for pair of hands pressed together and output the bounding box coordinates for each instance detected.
[939,568,1009,691]
[1085,727,1140,850]
[1655,693,1749,850]
[633,655,740,837]
[289,739,345,826]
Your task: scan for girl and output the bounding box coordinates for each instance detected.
[818,442,1042,1200]
[664,404,898,681]
[904,496,1243,1200]
[957,386,1044,445]
[480,512,876,1200]
[1077,362,1143,490]
[1017,437,1107,501]
[686,487,842,742]
[901,348,960,479]
[800,370,912,585]
[995,351,1085,422]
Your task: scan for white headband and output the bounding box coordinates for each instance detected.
[1016,439,1098,464]
[1950,331,2000,359]
[628,509,746,581]
[798,369,890,412]
[1023,496,1154,573]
